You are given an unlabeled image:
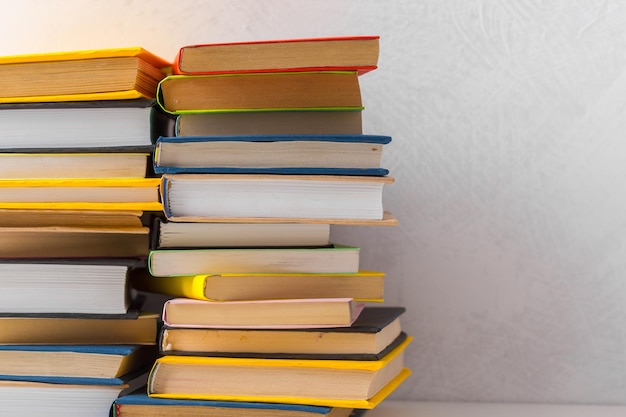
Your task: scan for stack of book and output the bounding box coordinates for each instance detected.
[123,36,411,417]
[0,47,169,417]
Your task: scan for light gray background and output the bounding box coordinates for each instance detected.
[3,0,626,404]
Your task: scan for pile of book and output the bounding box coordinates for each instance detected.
[0,47,169,416]
[123,36,411,417]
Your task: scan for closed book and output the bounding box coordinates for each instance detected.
[153,134,390,176]
[159,306,405,359]
[114,390,354,417]
[147,245,360,277]
[0,99,156,149]
[0,344,157,379]
[157,71,362,114]
[160,174,395,224]
[147,337,412,409]
[0,312,158,345]
[162,297,364,329]
[0,209,144,228]
[173,36,379,75]
[174,110,363,137]
[0,259,141,314]
[131,269,383,302]
[0,47,169,103]
[0,177,161,211]
[153,218,331,248]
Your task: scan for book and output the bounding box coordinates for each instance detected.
[0,225,149,258]
[174,110,363,137]
[147,337,412,408]
[153,218,331,248]
[0,177,161,211]
[0,99,157,149]
[159,306,405,358]
[0,209,144,228]
[0,344,157,379]
[173,36,379,75]
[157,71,362,114]
[161,298,364,329]
[130,270,384,302]
[0,260,142,314]
[113,390,354,417]
[160,174,395,223]
[0,312,158,345]
[0,380,134,417]
[147,245,360,277]
[0,47,170,103]
[0,152,150,179]
[153,134,390,176]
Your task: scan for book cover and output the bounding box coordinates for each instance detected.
[153,134,391,176]
[147,337,412,409]
[131,269,384,302]
[161,297,365,329]
[172,36,379,75]
[0,47,170,104]
[156,71,363,114]
[159,174,394,223]
[147,244,361,277]
[158,306,405,359]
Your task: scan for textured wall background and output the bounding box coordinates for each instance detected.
[3,0,626,404]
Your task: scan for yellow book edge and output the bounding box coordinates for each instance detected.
[0,178,160,187]
[0,90,151,104]
[0,202,163,211]
[0,46,171,68]
[147,367,412,409]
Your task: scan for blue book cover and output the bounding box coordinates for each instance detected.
[153,134,391,176]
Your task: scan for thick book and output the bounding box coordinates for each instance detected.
[114,390,354,417]
[161,297,365,329]
[0,47,169,103]
[153,134,390,176]
[147,337,412,409]
[0,225,149,258]
[0,344,157,379]
[130,269,384,302]
[156,71,362,114]
[0,370,148,417]
[159,174,395,224]
[172,36,379,75]
[0,99,156,149]
[0,259,142,314]
[0,312,158,345]
[0,152,150,179]
[159,306,405,359]
[174,110,363,137]
[147,244,360,277]
[0,177,161,211]
[152,218,331,248]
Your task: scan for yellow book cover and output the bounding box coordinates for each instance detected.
[147,337,412,408]
[0,178,162,211]
[131,270,385,302]
[0,47,171,103]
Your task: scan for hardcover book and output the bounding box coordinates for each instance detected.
[0,47,170,103]
[172,36,379,75]
[156,71,362,114]
[158,306,405,359]
[161,297,365,329]
[153,134,390,176]
[159,174,394,223]
[147,244,360,277]
[147,337,412,409]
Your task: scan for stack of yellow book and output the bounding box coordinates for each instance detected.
[123,36,411,417]
[0,47,169,417]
